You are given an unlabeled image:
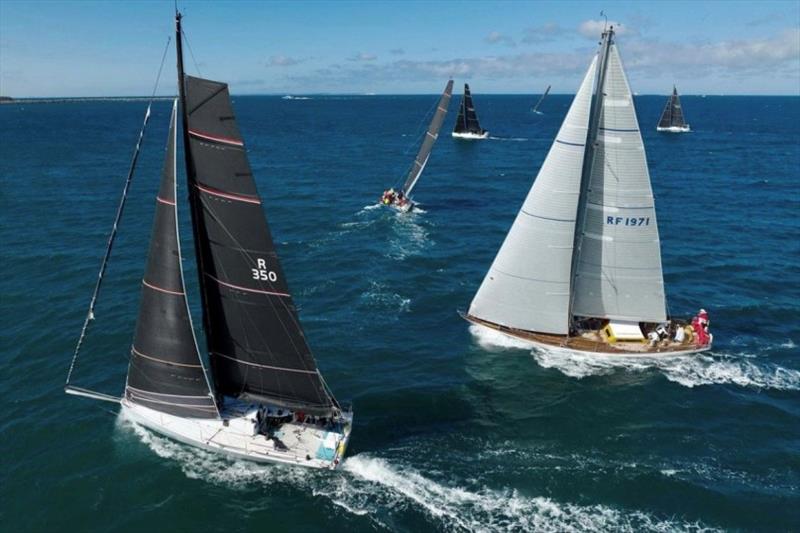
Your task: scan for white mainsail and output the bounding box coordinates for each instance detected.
[468,56,598,334]
[571,44,667,323]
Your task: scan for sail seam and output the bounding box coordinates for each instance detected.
[555,139,585,147]
[520,209,575,223]
[492,266,568,284]
[142,279,185,296]
[127,394,218,410]
[195,183,261,204]
[213,351,319,374]
[126,385,215,399]
[131,346,203,368]
[188,128,244,147]
[205,273,290,297]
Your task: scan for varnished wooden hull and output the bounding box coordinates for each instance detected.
[463,313,711,357]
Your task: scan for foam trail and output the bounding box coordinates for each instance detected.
[341,455,713,532]
[531,349,800,390]
[488,136,529,142]
[469,323,534,351]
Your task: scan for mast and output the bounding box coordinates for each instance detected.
[401,79,453,197]
[175,10,218,404]
[567,26,614,328]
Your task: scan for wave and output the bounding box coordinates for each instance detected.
[468,324,800,390]
[359,281,411,315]
[115,422,716,533]
[531,349,800,390]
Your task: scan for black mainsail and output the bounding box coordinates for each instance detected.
[125,101,218,418]
[401,80,453,197]
[657,86,688,130]
[453,83,486,136]
[176,16,336,415]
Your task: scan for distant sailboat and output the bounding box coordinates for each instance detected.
[381,80,453,211]
[657,86,690,132]
[531,85,551,114]
[463,27,712,356]
[65,11,352,469]
[452,83,488,139]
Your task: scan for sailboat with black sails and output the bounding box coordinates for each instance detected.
[463,27,712,356]
[381,80,453,211]
[452,83,489,139]
[657,85,690,132]
[65,12,352,469]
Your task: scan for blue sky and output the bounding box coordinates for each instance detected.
[1,0,798,97]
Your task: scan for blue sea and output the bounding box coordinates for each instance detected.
[1,93,798,532]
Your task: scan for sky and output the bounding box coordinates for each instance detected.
[1,0,799,97]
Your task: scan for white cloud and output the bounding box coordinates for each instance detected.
[522,23,567,43]
[578,19,637,40]
[266,55,304,67]
[348,52,377,62]
[485,31,516,47]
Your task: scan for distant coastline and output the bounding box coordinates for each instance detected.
[0,96,174,105]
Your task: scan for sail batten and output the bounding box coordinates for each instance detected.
[125,100,218,419]
[180,73,336,415]
[401,80,453,197]
[468,57,597,335]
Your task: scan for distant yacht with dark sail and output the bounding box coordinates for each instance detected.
[452,83,488,139]
[382,80,453,211]
[657,85,690,132]
[64,10,352,469]
[531,85,551,114]
[463,27,712,356]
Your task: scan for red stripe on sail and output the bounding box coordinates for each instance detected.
[206,273,290,297]
[142,279,185,296]
[156,196,176,206]
[195,184,261,205]
[188,129,244,147]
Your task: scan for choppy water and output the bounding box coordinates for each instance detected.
[1,94,798,531]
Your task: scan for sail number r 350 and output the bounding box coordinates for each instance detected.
[251,258,278,282]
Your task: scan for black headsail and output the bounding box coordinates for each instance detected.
[453,83,485,135]
[658,86,687,129]
[175,14,336,415]
[125,100,218,418]
[401,80,453,197]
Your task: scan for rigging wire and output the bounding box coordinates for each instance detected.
[65,37,172,388]
[181,29,203,77]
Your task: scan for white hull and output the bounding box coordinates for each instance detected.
[452,131,489,140]
[122,398,352,469]
[656,125,690,133]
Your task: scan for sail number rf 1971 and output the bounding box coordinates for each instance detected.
[251,258,278,282]
[606,216,650,226]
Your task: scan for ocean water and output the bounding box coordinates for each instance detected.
[1,93,798,532]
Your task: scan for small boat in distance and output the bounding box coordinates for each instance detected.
[657,85,690,132]
[531,85,551,114]
[65,10,352,469]
[452,83,488,139]
[381,80,453,211]
[463,27,712,356]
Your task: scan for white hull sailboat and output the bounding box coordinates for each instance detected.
[65,11,352,470]
[381,80,453,211]
[657,86,690,132]
[451,83,488,139]
[464,27,712,357]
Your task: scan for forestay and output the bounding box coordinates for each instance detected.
[469,57,597,334]
[401,79,453,197]
[182,75,336,415]
[126,100,218,418]
[571,43,667,322]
